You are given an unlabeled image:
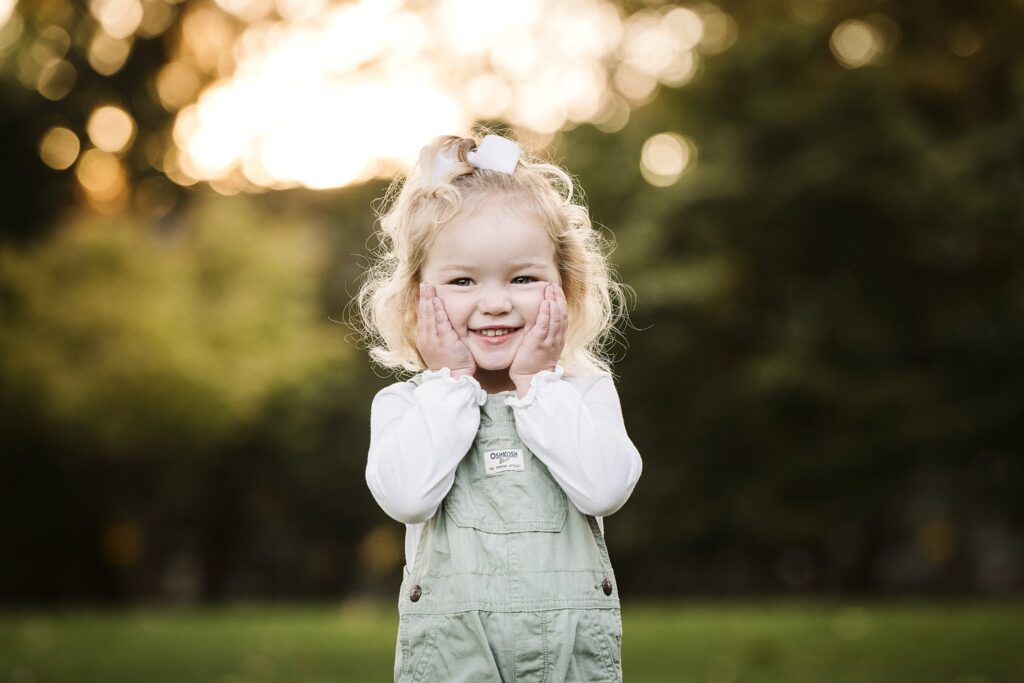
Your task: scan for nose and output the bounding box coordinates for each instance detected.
[478,283,512,315]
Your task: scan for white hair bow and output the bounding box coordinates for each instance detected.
[420,135,521,185]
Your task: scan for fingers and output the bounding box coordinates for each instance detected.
[432,297,451,332]
[509,282,570,382]
[418,283,454,344]
[556,283,568,324]
[527,283,568,347]
[543,283,567,346]
[419,283,435,339]
[533,292,551,339]
[417,282,473,373]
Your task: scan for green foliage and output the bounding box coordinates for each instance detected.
[567,4,1024,593]
[1,197,346,458]
[3,0,1024,601]
[0,196,372,601]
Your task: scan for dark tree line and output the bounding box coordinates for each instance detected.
[2,0,1022,602]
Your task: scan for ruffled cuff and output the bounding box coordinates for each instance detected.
[420,367,487,406]
[504,365,566,408]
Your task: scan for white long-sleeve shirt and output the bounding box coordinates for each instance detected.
[365,366,643,570]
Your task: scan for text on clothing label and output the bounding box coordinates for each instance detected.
[484,448,525,475]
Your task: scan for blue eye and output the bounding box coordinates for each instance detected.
[449,277,473,286]
[512,276,537,285]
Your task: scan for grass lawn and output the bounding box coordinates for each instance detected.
[2,600,1022,682]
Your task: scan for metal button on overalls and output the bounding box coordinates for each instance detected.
[395,389,622,682]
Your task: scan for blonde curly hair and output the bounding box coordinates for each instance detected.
[355,132,627,376]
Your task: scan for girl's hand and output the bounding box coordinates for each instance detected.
[509,283,567,396]
[416,283,476,379]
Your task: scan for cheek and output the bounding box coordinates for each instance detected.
[436,294,470,328]
[515,290,546,324]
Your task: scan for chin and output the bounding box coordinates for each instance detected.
[471,353,514,372]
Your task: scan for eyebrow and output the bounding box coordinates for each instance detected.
[435,261,553,272]
[435,264,478,273]
[508,260,554,270]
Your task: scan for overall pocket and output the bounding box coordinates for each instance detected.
[575,608,622,682]
[396,614,442,682]
[444,432,568,534]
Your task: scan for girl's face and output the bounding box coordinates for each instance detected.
[419,203,561,376]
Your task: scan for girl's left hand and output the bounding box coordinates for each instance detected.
[509,283,567,396]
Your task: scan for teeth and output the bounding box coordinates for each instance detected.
[479,329,512,337]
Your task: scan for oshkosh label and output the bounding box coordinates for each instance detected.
[483,448,525,475]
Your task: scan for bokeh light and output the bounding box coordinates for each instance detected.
[830,19,884,69]
[214,0,274,23]
[0,8,23,52]
[169,0,730,191]
[155,60,201,111]
[87,104,137,153]
[593,93,630,133]
[697,2,738,54]
[948,22,982,57]
[785,0,828,25]
[137,0,177,38]
[31,24,70,67]
[181,3,235,73]
[641,132,696,187]
[614,63,659,105]
[39,126,81,170]
[88,30,132,76]
[89,0,144,40]
[37,60,77,100]
[0,0,17,28]
[6,0,743,198]
[76,148,129,210]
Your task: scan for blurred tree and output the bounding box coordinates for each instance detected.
[0,196,368,600]
[2,0,1023,602]
[572,1,1024,594]
[0,0,194,241]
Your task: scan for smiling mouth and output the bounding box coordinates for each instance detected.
[470,327,522,341]
[473,325,520,335]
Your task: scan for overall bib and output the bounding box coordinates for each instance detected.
[395,391,623,682]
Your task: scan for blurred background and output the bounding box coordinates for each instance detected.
[2,0,1023,680]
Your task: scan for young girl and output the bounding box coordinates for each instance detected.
[359,133,642,682]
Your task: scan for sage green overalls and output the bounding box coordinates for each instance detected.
[395,390,623,682]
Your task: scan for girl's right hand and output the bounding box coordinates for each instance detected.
[416,283,476,379]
